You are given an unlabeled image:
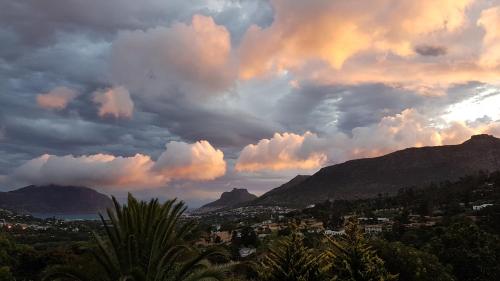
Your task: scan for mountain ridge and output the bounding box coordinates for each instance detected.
[251,134,500,207]
[0,184,113,214]
[198,188,257,212]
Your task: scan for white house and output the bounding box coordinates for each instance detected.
[473,204,493,211]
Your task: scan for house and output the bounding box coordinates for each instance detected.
[239,247,256,258]
[364,224,384,234]
[473,203,493,211]
[213,231,232,243]
[325,229,345,236]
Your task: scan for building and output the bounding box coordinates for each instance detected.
[239,247,256,258]
[325,229,345,236]
[473,203,493,211]
[364,224,384,234]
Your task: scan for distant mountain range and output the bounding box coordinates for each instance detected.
[3,135,500,213]
[251,134,500,207]
[198,188,257,212]
[0,185,112,214]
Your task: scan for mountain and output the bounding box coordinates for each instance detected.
[252,134,500,207]
[198,188,258,212]
[0,185,113,214]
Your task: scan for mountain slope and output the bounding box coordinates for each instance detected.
[253,134,500,207]
[0,185,113,214]
[198,188,257,212]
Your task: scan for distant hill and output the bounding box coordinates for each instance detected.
[198,188,257,212]
[0,185,112,214]
[252,134,500,207]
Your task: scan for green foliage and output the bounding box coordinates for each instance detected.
[44,194,229,281]
[325,218,397,281]
[231,227,259,248]
[477,204,500,235]
[425,219,500,281]
[373,240,454,281]
[0,266,14,281]
[258,226,325,281]
[0,234,15,267]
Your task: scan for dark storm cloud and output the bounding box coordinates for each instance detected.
[0,2,275,164]
[0,0,206,49]
[414,44,448,56]
[333,84,427,132]
[275,83,425,134]
[211,0,274,44]
[137,93,278,148]
[275,82,485,135]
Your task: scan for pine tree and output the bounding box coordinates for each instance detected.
[325,217,397,281]
[259,226,325,281]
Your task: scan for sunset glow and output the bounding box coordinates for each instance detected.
[1,0,500,205]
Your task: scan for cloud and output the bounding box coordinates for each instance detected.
[11,140,226,188]
[0,0,214,49]
[153,140,226,181]
[111,14,235,100]
[236,109,500,172]
[477,6,500,68]
[107,14,282,147]
[239,0,473,78]
[329,108,498,161]
[36,86,78,110]
[13,153,158,188]
[235,132,327,172]
[93,86,134,118]
[3,0,500,203]
[414,44,447,56]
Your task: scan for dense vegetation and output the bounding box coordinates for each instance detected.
[1,171,499,280]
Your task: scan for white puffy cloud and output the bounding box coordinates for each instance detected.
[12,140,226,188]
[235,132,327,172]
[13,153,158,188]
[36,86,78,110]
[153,140,226,181]
[93,86,134,118]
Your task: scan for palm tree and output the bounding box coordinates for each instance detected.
[258,226,326,281]
[325,217,397,281]
[44,194,228,281]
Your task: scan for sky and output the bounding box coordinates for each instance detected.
[1,0,500,207]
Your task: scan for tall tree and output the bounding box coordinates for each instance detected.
[325,217,397,281]
[258,226,325,281]
[373,240,454,281]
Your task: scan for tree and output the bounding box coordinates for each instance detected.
[425,219,500,281]
[0,267,14,281]
[44,194,228,281]
[325,217,397,281]
[258,227,325,281]
[373,240,454,281]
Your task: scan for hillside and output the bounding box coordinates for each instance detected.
[252,134,500,207]
[0,185,112,214]
[198,188,257,212]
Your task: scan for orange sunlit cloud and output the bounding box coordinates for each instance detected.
[93,86,134,119]
[236,132,327,172]
[239,0,473,80]
[236,109,500,172]
[12,140,227,188]
[37,87,78,110]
